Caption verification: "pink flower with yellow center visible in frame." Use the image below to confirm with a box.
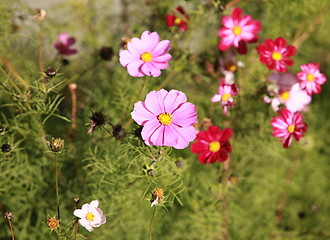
[73,200,106,232]
[270,83,311,112]
[54,32,77,56]
[131,89,198,149]
[257,37,296,72]
[218,7,261,54]
[191,125,233,164]
[211,79,238,115]
[271,108,307,148]
[119,31,172,77]
[297,62,327,95]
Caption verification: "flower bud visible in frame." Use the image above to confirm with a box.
[99,46,114,61]
[45,68,56,78]
[47,137,64,153]
[46,216,60,229]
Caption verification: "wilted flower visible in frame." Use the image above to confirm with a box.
[46,216,60,230]
[211,79,238,115]
[87,111,107,134]
[297,62,327,95]
[1,144,12,153]
[151,188,164,207]
[191,125,233,164]
[73,200,106,232]
[166,6,189,32]
[54,33,77,56]
[131,89,198,149]
[218,7,261,54]
[47,137,64,153]
[119,31,172,77]
[257,37,296,72]
[271,108,307,148]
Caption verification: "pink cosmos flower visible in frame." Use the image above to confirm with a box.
[271,108,307,148]
[297,62,327,95]
[218,7,261,54]
[270,83,311,112]
[166,6,189,32]
[131,89,198,149]
[211,79,238,115]
[119,31,172,77]
[257,37,296,72]
[54,32,77,56]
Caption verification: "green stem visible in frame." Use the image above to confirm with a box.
[54,153,60,220]
[149,207,156,240]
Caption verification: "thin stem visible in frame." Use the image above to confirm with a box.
[8,219,15,240]
[38,22,45,83]
[54,153,60,220]
[74,201,79,240]
[149,207,156,240]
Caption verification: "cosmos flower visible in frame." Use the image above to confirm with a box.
[257,37,296,72]
[270,83,311,112]
[131,89,198,149]
[166,6,189,32]
[297,62,327,95]
[54,33,77,56]
[211,79,238,115]
[218,7,261,54]
[119,31,172,77]
[73,200,106,232]
[271,108,307,148]
[191,125,233,164]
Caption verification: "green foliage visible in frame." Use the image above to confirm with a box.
[0,0,330,239]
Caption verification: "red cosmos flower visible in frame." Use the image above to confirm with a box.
[257,37,296,72]
[218,7,261,54]
[191,126,233,164]
[271,108,307,148]
[166,6,189,32]
[297,62,327,95]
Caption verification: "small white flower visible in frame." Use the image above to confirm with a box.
[151,196,160,207]
[73,200,106,232]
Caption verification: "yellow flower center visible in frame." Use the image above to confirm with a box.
[224,61,237,72]
[307,73,314,82]
[209,141,221,152]
[174,18,182,25]
[272,52,282,61]
[158,113,173,125]
[85,212,95,221]
[222,93,231,101]
[233,26,242,36]
[280,91,290,101]
[141,52,153,62]
[287,124,295,133]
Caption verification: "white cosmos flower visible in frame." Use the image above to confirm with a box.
[73,200,106,232]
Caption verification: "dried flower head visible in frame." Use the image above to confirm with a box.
[151,188,164,207]
[46,216,60,230]
[1,144,12,153]
[4,211,14,220]
[34,8,47,21]
[112,124,126,140]
[74,198,80,204]
[99,46,114,61]
[47,137,64,153]
[87,111,107,134]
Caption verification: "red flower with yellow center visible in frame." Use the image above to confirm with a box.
[166,6,189,32]
[191,126,233,164]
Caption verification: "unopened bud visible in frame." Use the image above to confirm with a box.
[45,68,56,78]
[1,144,12,153]
[47,137,64,153]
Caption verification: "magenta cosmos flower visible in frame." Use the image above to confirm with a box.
[119,31,172,77]
[54,32,77,56]
[131,89,197,149]
[297,62,327,95]
[218,7,261,54]
[191,126,233,164]
[271,108,307,148]
[257,37,296,72]
[211,79,238,115]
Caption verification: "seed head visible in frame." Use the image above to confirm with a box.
[1,144,12,153]
[87,111,107,134]
[4,211,14,220]
[47,137,64,153]
[46,216,60,229]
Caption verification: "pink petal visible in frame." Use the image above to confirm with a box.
[171,125,196,149]
[172,102,197,127]
[119,50,139,66]
[151,40,170,57]
[131,101,157,125]
[151,61,169,70]
[141,119,161,145]
[141,31,160,52]
[152,53,172,62]
[163,125,179,147]
[163,89,187,113]
[145,89,168,115]
[149,124,165,146]
[127,38,145,55]
[127,60,144,77]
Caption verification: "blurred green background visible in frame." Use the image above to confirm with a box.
[0,0,329,239]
